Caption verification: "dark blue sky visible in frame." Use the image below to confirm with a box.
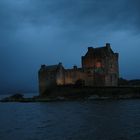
[0,0,140,94]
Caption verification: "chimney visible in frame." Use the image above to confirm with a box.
[58,62,62,66]
[41,64,46,69]
[73,65,77,70]
[88,47,94,52]
[106,43,110,48]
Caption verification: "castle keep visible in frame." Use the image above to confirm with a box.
[38,43,119,96]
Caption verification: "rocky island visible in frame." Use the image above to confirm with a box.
[1,43,140,102]
[1,85,140,102]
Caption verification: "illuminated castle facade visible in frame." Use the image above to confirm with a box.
[38,43,119,96]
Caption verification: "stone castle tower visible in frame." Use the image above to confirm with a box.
[38,43,119,96]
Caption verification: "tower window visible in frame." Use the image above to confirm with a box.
[96,62,101,68]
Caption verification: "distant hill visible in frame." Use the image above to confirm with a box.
[129,79,140,86]
[119,78,140,86]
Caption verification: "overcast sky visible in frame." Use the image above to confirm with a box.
[0,0,140,94]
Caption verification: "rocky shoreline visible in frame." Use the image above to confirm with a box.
[1,86,140,102]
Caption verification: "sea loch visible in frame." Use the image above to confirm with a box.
[0,99,140,140]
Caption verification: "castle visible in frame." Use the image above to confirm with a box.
[38,43,119,96]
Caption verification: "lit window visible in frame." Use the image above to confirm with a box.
[96,62,101,68]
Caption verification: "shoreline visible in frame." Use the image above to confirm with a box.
[1,86,140,102]
[1,96,140,103]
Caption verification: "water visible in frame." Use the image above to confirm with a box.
[0,99,140,140]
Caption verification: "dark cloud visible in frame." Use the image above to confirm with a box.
[0,0,140,94]
[1,0,140,31]
[21,0,140,31]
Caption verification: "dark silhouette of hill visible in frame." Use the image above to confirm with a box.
[119,78,140,86]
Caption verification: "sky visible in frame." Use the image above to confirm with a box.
[0,0,140,94]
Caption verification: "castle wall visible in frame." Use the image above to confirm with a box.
[56,66,65,85]
[38,69,57,95]
[81,44,119,86]
[104,53,119,86]
[38,70,48,96]
[82,56,106,86]
[64,68,86,85]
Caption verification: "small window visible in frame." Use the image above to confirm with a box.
[96,62,101,68]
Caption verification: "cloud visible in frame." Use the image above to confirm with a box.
[18,0,140,32]
[0,0,140,93]
[1,0,140,31]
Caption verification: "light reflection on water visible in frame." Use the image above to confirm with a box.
[0,100,140,140]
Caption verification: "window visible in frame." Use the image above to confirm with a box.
[96,62,101,68]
